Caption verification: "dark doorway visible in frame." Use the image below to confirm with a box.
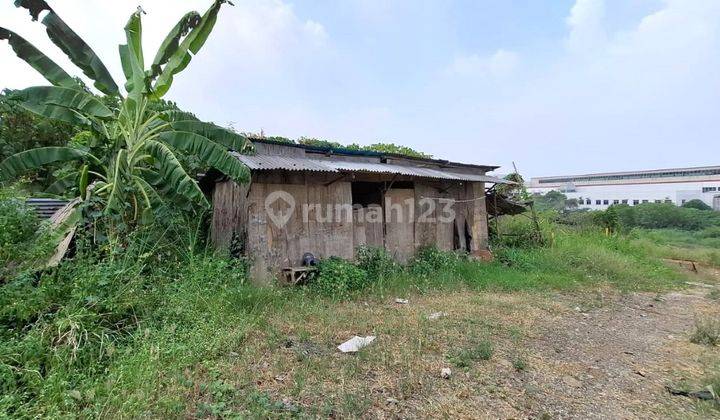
[351,182,383,207]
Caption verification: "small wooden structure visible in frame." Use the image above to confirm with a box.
[207,139,510,284]
[281,266,317,285]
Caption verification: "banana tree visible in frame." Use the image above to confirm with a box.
[0,0,250,225]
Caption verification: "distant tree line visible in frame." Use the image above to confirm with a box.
[533,190,720,232]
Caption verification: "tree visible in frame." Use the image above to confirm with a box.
[0,1,250,228]
[0,89,81,191]
[566,198,579,209]
[593,205,619,233]
[0,89,79,162]
[533,190,572,212]
[682,199,712,211]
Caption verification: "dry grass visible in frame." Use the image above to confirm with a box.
[690,317,720,346]
[169,284,720,418]
[180,290,559,418]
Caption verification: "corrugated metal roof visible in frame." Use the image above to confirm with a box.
[234,154,335,172]
[249,138,500,171]
[233,153,512,184]
[26,198,69,219]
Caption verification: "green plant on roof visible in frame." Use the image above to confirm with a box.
[0,0,251,229]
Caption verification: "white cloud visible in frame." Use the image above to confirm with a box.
[0,0,328,94]
[448,49,519,78]
[565,0,606,54]
[224,0,327,66]
[3,0,720,177]
[430,0,720,175]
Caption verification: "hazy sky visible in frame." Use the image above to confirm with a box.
[2,0,719,177]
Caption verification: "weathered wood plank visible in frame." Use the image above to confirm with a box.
[327,182,354,260]
[414,184,438,250]
[352,208,367,249]
[384,188,415,263]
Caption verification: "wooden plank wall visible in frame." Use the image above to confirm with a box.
[244,181,354,283]
[211,176,490,283]
[211,181,250,250]
[414,184,456,250]
[412,181,488,253]
[384,188,415,263]
[442,181,488,253]
[352,206,384,249]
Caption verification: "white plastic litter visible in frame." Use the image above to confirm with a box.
[428,312,447,320]
[337,336,376,353]
[441,368,452,379]
[395,298,409,304]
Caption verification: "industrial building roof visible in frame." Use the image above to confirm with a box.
[532,165,720,185]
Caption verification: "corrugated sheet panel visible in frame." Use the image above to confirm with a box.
[233,154,512,184]
[234,154,335,172]
[26,198,69,219]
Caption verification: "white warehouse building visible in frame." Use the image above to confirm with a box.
[528,166,720,211]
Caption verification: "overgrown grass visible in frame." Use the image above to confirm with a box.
[629,229,720,266]
[0,205,717,417]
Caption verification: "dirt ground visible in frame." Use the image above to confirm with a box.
[512,284,720,419]
[230,265,720,419]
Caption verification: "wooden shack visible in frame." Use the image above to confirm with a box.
[208,139,509,283]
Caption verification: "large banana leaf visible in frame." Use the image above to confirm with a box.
[133,174,164,207]
[14,0,119,96]
[152,0,228,98]
[119,10,145,100]
[0,147,97,181]
[135,170,194,212]
[45,171,77,194]
[145,140,209,207]
[158,109,199,122]
[19,102,91,126]
[0,27,79,89]
[169,120,250,152]
[12,86,113,118]
[150,12,201,78]
[105,149,129,212]
[158,131,249,183]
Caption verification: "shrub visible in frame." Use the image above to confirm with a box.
[700,226,720,239]
[707,289,720,301]
[594,205,620,232]
[0,197,38,248]
[311,257,369,299]
[630,203,717,231]
[0,211,253,418]
[682,199,713,211]
[355,246,399,279]
[409,246,463,277]
[0,196,56,279]
[512,356,528,371]
[448,340,493,368]
[555,210,597,229]
[690,317,720,346]
[589,203,720,232]
[492,212,548,248]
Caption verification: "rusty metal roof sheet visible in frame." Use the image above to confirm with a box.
[233,153,512,184]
